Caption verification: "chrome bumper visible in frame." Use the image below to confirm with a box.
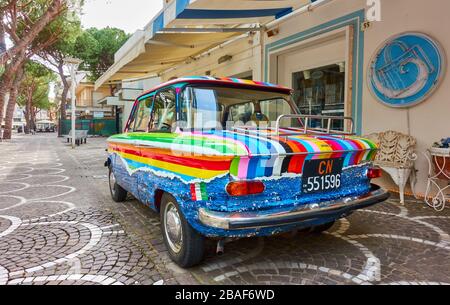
[198,184,390,230]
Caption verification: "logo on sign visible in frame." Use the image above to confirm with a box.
[368,32,445,108]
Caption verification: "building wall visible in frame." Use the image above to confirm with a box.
[160,32,262,82]
[108,0,449,197]
[264,0,450,196]
[362,0,449,196]
[119,77,161,130]
[76,85,110,107]
[76,85,93,107]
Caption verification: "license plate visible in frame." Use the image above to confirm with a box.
[302,158,344,194]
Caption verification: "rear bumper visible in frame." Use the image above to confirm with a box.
[198,184,390,230]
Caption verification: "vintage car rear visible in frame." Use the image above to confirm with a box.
[192,120,389,236]
[106,77,390,267]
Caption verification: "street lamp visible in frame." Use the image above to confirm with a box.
[63,57,82,149]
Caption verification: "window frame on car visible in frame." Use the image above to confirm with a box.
[178,84,301,131]
[148,86,178,133]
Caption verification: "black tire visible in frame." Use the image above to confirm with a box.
[309,221,335,234]
[108,167,127,202]
[160,193,205,267]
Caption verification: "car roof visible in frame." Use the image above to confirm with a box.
[137,76,292,100]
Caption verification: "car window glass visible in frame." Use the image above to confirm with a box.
[227,102,254,124]
[150,88,176,132]
[132,97,152,132]
[192,88,222,130]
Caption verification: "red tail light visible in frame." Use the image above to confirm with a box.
[367,168,382,179]
[226,181,265,196]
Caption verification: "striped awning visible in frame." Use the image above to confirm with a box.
[148,0,311,32]
[95,0,312,89]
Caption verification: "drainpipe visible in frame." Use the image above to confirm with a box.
[265,0,335,30]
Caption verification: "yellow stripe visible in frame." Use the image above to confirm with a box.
[114,150,228,179]
[293,136,334,158]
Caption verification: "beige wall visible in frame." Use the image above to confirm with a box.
[76,85,110,107]
[160,32,262,81]
[138,0,449,198]
[362,0,450,196]
[265,0,450,197]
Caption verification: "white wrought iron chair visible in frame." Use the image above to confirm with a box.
[365,131,418,204]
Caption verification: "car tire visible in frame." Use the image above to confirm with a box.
[309,221,335,234]
[160,193,205,268]
[109,167,127,202]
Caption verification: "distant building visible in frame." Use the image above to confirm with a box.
[74,76,113,119]
[62,73,113,120]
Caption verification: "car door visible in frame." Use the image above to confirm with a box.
[114,95,153,197]
[135,87,177,205]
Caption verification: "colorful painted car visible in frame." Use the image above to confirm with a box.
[106,76,390,267]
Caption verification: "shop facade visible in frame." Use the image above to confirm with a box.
[261,0,449,197]
[97,0,450,198]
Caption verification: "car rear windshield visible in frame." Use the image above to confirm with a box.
[179,86,299,131]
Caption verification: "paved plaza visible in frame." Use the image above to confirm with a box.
[0,133,449,285]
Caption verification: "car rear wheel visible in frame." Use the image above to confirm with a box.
[109,167,127,202]
[309,221,335,234]
[160,193,205,267]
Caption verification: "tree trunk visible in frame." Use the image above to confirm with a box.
[0,69,13,140]
[0,15,12,139]
[0,51,26,139]
[24,97,32,134]
[58,62,68,119]
[60,85,68,119]
[31,107,37,130]
[3,65,25,139]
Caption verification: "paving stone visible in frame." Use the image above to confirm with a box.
[1,134,450,286]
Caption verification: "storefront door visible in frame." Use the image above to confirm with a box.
[276,32,349,131]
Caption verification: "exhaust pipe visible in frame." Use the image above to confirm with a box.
[216,239,225,255]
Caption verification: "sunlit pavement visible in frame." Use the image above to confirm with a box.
[1,133,450,285]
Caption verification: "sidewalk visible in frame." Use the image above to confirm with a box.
[1,134,449,285]
[0,133,193,285]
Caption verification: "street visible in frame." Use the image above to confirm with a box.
[1,133,450,285]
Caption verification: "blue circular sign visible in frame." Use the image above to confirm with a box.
[368,32,445,108]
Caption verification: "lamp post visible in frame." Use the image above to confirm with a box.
[63,57,82,149]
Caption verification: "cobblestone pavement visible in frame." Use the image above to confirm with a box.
[1,134,450,285]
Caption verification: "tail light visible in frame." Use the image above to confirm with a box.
[367,168,382,179]
[226,181,265,196]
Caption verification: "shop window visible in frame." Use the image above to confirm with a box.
[292,63,345,131]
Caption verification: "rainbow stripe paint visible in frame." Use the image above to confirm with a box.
[150,76,291,93]
[107,128,377,183]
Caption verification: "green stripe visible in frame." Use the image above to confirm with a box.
[110,132,247,155]
[200,183,207,200]
[230,157,240,176]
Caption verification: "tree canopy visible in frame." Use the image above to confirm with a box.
[18,61,56,111]
[74,27,129,81]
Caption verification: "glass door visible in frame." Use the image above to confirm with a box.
[292,63,346,131]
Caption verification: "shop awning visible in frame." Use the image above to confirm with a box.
[95,0,311,89]
[95,31,241,89]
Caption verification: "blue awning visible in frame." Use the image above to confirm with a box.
[146,0,312,38]
[95,0,314,88]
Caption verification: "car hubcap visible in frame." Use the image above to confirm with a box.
[109,171,116,195]
[164,202,183,253]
